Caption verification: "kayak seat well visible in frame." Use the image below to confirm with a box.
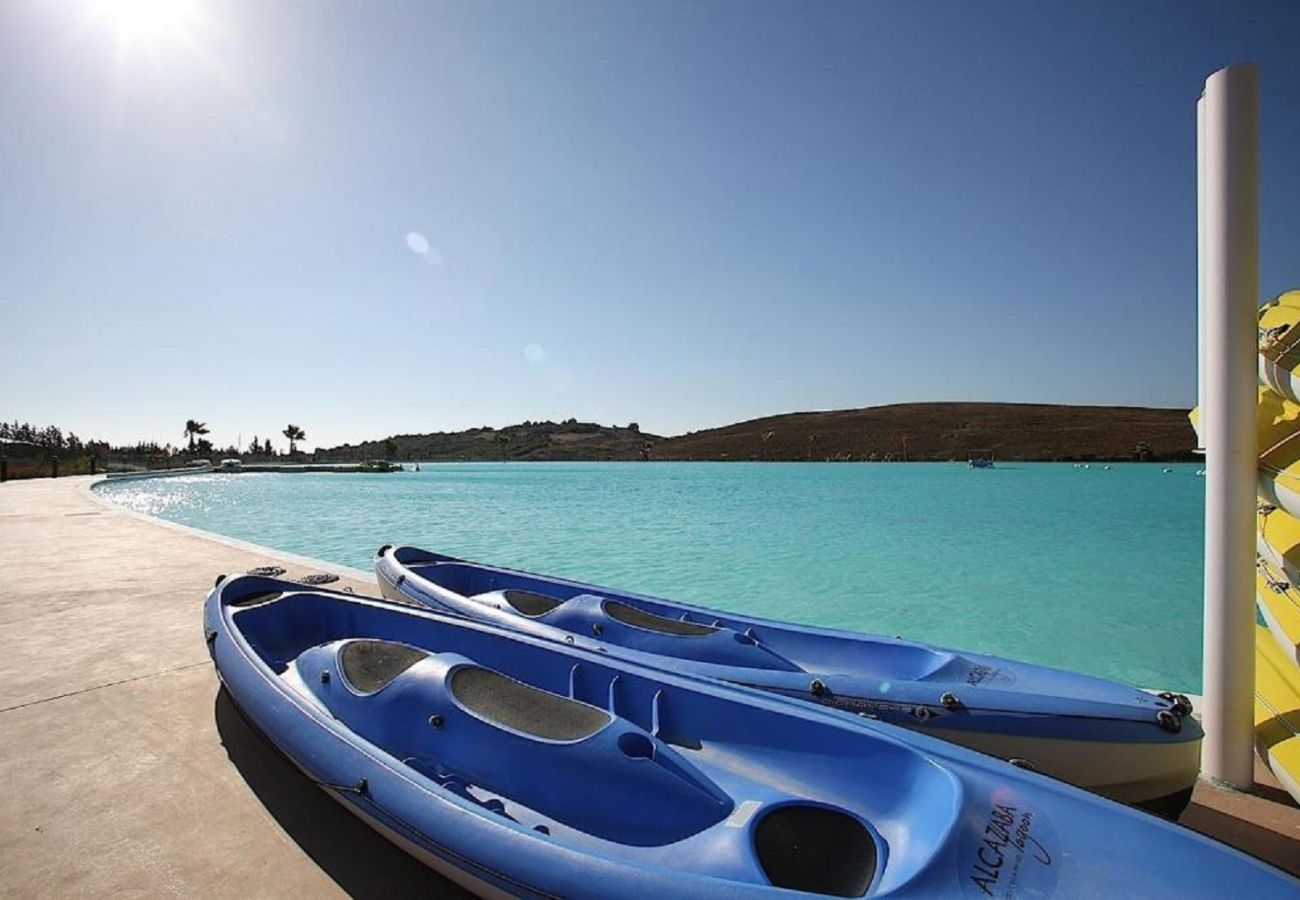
[605,601,718,636]
[292,639,735,846]
[755,805,876,898]
[523,595,803,672]
[409,561,583,604]
[502,589,563,617]
[341,640,428,693]
[450,665,611,741]
[392,546,447,568]
[334,643,614,744]
[228,590,284,607]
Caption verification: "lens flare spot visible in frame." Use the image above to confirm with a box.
[405,232,430,255]
[524,343,546,364]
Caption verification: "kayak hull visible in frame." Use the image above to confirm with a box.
[1253,388,1300,519]
[375,547,1202,814]
[911,725,1199,816]
[1255,564,1300,667]
[1254,508,1300,663]
[1255,626,1300,808]
[219,683,516,899]
[207,575,1297,898]
[1258,290,1300,404]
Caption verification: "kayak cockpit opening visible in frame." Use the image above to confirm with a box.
[228,590,284,608]
[409,560,585,604]
[336,640,618,745]
[340,640,428,693]
[390,546,448,569]
[502,589,564,617]
[754,805,877,898]
[450,665,611,741]
[604,601,718,636]
[285,636,734,846]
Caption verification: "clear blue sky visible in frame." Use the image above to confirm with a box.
[2,1,1298,451]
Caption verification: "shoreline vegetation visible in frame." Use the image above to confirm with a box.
[2,402,1197,480]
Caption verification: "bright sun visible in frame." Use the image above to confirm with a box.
[86,0,201,46]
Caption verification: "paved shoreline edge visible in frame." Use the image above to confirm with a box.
[83,475,376,585]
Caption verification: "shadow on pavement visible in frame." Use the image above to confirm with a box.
[214,687,472,898]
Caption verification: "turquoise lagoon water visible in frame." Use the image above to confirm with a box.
[98,462,1207,692]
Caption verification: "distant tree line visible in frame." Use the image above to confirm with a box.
[1,420,145,480]
[0,417,313,480]
[315,419,653,463]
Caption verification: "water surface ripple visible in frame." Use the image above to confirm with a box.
[99,462,1206,691]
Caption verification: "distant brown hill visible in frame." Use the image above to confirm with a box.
[651,403,1196,462]
[316,419,658,462]
[315,403,1196,463]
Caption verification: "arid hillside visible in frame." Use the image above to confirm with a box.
[313,403,1195,463]
[651,403,1196,462]
[316,420,657,462]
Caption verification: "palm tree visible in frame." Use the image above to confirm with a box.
[183,419,209,453]
[760,429,775,461]
[807,433,819,461]
[282,424,306,456]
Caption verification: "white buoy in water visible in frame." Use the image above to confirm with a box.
[1163,467,1173,473]
[1103,465,1112,470]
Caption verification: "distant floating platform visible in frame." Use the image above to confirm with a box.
[103,462,405,481]
[231,463,403,474]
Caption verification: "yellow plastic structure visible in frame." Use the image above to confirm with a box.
[1255,625,1300,805]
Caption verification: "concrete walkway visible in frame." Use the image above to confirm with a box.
[0,476,1296,896]
[0,476,467,898]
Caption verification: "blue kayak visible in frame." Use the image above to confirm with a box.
[205,574,1293,898]
[376,546,1202,816]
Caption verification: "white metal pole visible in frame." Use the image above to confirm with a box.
[1197,96,1207,441]
[1200,63,1259,790]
